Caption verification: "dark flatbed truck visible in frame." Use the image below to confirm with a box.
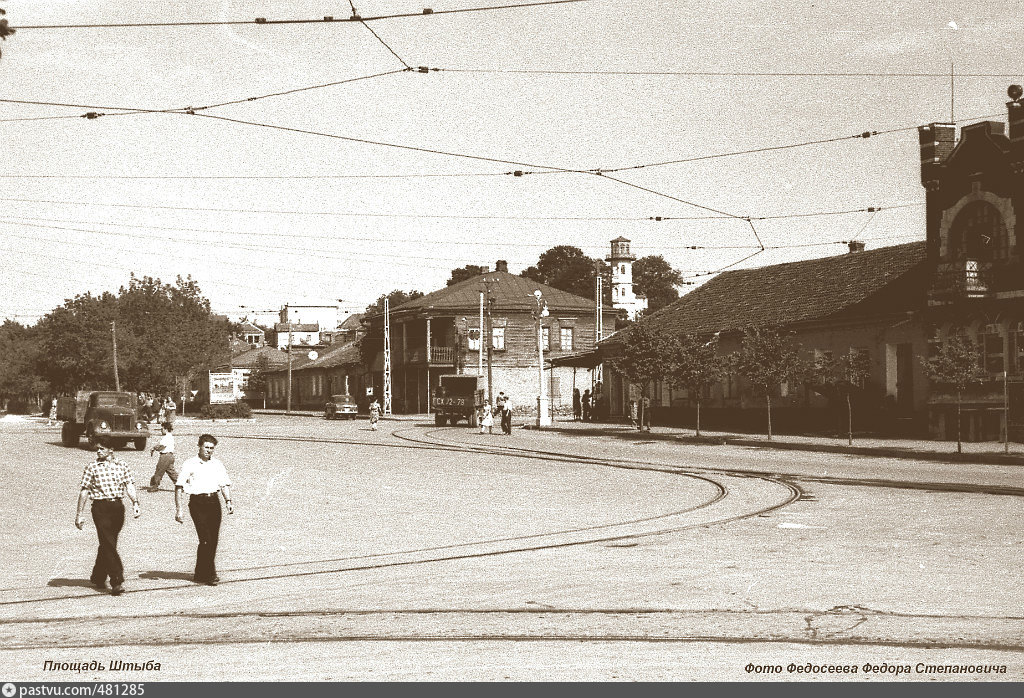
[57,390,149,450]
[431,375,486,427]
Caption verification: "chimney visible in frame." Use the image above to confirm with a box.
[848,241,866,254]
[919,123,956,165]
[495,260,508,273]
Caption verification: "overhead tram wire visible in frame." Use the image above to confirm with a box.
[12,0,590,29]
[0,68,410,118]
[2,212,920,252]
[438,68,1024,78]
[0,197,915,225]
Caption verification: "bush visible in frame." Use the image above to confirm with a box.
[199,401,253,420]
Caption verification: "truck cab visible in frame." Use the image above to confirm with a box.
[431,375,486,427]
[58,391,149,450]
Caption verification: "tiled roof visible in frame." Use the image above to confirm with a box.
[237,321,264,334]
[274,322,319,332]
[338,313,365,330]
[294,341,361,371]
[616,242,927,339]
[222,345,290,370]
[383,270,600,317]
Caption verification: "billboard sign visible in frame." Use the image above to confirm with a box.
[209,372,241,404]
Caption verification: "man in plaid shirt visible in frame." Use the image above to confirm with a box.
[75,439,141,596]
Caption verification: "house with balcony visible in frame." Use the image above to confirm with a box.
[362,261,620,414]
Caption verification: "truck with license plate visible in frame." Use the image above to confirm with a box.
[57,391,149,450]
[431,374,486,427]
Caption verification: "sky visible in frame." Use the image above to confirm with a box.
[1,0,1022,327]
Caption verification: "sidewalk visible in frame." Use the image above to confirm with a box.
[528,417,1024,466]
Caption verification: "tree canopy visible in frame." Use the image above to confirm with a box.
[35,275,231,393]
[446,265,488,287]
[520,245,610,302]
[365,289,424,315]
[633,255,683,313]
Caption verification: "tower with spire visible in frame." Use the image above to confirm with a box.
[606,237,647,319]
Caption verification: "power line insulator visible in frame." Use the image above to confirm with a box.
[323,16,334,21]
[82,112,100,119]
[351,13,362,20]
[513,170,524,177]
[861,131,871,138]
[867,206,878,212]
[254,17,267,23]
[423,8,434,14]
[417,66,430,73]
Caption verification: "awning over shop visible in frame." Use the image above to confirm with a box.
[548,348,604,369]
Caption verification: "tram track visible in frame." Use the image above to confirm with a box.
[6,422,1017,658]
[3,423,798,611]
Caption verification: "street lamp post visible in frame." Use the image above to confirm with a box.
[533,290,551,427]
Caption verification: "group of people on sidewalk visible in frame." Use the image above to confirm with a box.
[571,385,609,423]
[478,391,514,435]
[74,431,233,596]
[138,393,177,424]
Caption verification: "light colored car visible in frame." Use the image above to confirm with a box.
[325,394,358,420]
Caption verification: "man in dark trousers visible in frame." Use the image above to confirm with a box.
[75,440,141,596]
[175,434,233,586]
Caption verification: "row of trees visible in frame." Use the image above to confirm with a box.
[0,275,232,410]
[610,324,987,449]
[447,247,684,314]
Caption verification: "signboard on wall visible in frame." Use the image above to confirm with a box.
[209,372,241,404]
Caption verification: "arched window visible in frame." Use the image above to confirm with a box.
[949,201,1008,261]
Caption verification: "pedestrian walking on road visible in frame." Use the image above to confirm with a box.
[581,389,592,422]
[48,397,58,426]
[629,399,638,430]
[572,389,581,422]
[641,395,652,432]
[480,403,494,434]
[148,422,178,491]
[175,434,233,586]
[369,399,382,431]
[163,397,176,425]
[501,393,513,435]
[75,439,141,596]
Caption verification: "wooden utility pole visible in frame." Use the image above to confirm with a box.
[483,278,496,409]
[111,321,121,391]
[286,323,293,413]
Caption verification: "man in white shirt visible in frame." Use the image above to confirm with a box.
[148,422,178,491]
[175,434,233,586]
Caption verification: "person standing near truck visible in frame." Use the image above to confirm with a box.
[75,440,141,596]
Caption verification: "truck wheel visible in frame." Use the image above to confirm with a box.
[61,423,79,447]
[134,438,147,451]
[434,414,446,426]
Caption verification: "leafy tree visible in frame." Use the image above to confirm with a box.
[0,4,14,59]
[666,333,725,436]
[730,326,809,441]
[633,255,682,313]
[521,246,611,302]
[447,264,488,287]
[813,350,871,446]
[365,289,423,315]
[0,320,48,411]
[246,354,271,408]
[609,323,673,429]
[35,275,230,394]
[922,334,986,454]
